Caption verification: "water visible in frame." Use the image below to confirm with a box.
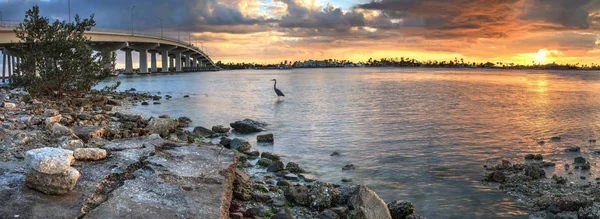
[97,68,600,218]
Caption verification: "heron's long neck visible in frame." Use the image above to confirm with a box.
[273,81,277,89]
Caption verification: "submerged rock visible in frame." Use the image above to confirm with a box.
[286,162,304,173]
[267,161,285,172]
[388,200,415,219]
[565,146,581,152]
[192,126,215,137]
[261,152,280,161]
[257,133,274,142]
[230,138,252,152]
[575,156,587,164]
[230,119,266,133]
[212,125,230,133]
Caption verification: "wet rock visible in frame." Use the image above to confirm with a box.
[25,167,80,195]
[267,161,285,172]
[230,138,252,152]
[309,182,340,210]
[330,151,340,156]
[342,164,356,170]
[73,126,104,143]
[346,185,392,219]
[258,158,273,167]
[320,209,340,219]
[330,206,348,218]
[271,209,296,219]
[192,126,215,138]
[257,133,274,142]
[285,184,309,206]
[212,125,230,133]
[244,150,260,157]
[550,136,561,141]
[538,141,545,145]
[233,169,252,201]
[524,165,546,180]
[230,212,244,219]
[50,123,74,137]
[582,162,592,170]
[261,152,281,161]
[566,146,581,152]
[277,179,291,186]
[230,119,266,134]
[73,148,107,161]
[26,148,74,175]
[575,156,587,164]
[286,162,304,173]
[276,170,291,177]
[535,195,593,212]
[541,162,556,168]
[341,178,352,183]
[300,174,317,182]
[145,117,178,137]
[388,200,415,219]
[219,137,231,148]
[533,154,543,160]
[177,116,192,127]
[284,173,299,181]
[578,202,600,219]
[252,192,272,203]
[183,95,190,98]
[141,102,149,105]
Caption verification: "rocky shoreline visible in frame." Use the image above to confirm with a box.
[0,87,424,219]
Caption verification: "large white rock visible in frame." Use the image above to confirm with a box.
[25,148,74,175]
[25,167,80,195]
[2,102,17,109]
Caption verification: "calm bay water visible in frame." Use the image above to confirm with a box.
[97,68,600,218]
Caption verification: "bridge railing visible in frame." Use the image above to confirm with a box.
[0,20,212,60]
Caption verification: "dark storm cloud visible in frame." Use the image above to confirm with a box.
[520,0,594,29]
[0,0,277,33]
[278,1,366,30]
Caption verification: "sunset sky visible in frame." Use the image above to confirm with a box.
[2,0,600,66]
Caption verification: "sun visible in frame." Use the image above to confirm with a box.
[535,49,548,63]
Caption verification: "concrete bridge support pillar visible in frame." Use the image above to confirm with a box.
[138,50,148,73]
[123,49,133,74]
[2,54,5,82]
[169,57,174,69]
[175,52,182,72]
[183,54,189,68]
[199,60,204,67]
[161,51,169,73]
[150,51,157,73]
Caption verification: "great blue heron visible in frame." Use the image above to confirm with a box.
[271,79,285,99]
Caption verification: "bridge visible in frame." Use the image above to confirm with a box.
[0,21,219,78]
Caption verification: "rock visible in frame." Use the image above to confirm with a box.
[45,115,63,126]
[299,174,317,182]
[267,161,285,172]
[535,195,593,212]
[252,192,272,203]
[73,148,107,161]
[230,212,244,219]
[25,148,74,175]
[141,101,149,105]
[212,125,230,133]
[533,154,543,160]
[183,95,190,98]
[541,161,556,168]
[247,206,269,217]
[177,116,192,127]
[258,158,273,167]
[582,162,592,170]
[342,178,352,183]
[575,156,587,164]
[285,184,309,206]
[145,118,178,137]
[60,139,84,150]
[271,209,296,219]
[342,164,356,170]
[320,209,340,219]
[551,136,561,141]
[566,146,581,152]
[330,206,348,218]
[524,154,535,160]
[153,102,161,105]
[388,200,415,219]
[347,185,392,219]
[330,151,340,156]
[552,175,567,184]
[277,179,291,186]
[308,182,340,210]
[230,119,266,133]
[192,126,215,137]
[285,162,303,173]
[50,123,74,137]
[220,137,231,148]
[524,165,546,180]
[257,133,274,142]
[261,152,281,161]
[2,102,16,109]
[233,169,252,201]
[276,170,291,177]
[43,108,60,117]
[230,138,252,152]
[244,150,260,157]
[25,167,80,195]
[72,126,104,143]
[284,173,299,181]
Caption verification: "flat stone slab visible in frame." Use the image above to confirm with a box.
[0,139,238,219]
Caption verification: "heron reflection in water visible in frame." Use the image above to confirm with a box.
[270,79,285,101]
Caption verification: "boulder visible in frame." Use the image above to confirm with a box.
[285,184,309,206]
[230,119,266,133]
[267,161,285,172]
[320,209,340,219]
[60,139,85,150]
[230,138,252,152]
[575,156,587,164]
[271,209,296,219]
[192,126,215,137]
[212,125,230,133]
[299,173,317,182]
[486,171,506,183]
[72,126,104,143]
[25,147,74,175]
[347,185,392,219]
[261,152,281,161]
[308,182,340,210]
[73,148,107,161]
[233,169,252,201]
[219,137,232,148]
[388,200,415,219]
[50,123,74,137]
[25,167,80,195]
[258,158,273,167]
[177,116,193,127]
[565,147,581,152]
[524,165,546,180]
[145,117,179,137]
[257,133,274,142]
[286,162,304,173]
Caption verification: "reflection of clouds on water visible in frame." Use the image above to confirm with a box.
[95,68,600,218]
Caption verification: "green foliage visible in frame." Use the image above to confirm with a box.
[100,81,121,92]
[11,6,115,96]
